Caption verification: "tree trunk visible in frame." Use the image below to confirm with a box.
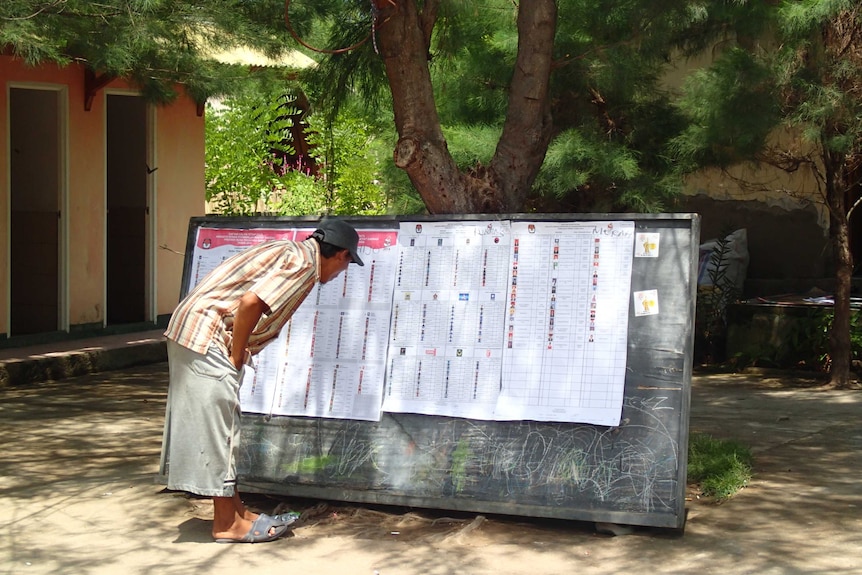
[488,0,556,211]
[826,151,853,388]
[373,0,556,214]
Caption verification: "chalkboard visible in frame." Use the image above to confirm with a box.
[180,214,699,529]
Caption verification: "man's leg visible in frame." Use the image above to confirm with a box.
[233,491,258,521]
[163,342,281,541]
[212,496,251,540]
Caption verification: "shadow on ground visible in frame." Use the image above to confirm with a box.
[2,364,861,575]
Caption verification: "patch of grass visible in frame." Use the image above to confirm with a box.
[688,432,753,501]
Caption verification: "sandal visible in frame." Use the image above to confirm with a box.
[214,514,290,544]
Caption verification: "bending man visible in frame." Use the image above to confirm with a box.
[160,218,364,543]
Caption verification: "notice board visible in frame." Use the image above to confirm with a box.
[179,214,700,529]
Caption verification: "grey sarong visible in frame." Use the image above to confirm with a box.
[160,340,244,497]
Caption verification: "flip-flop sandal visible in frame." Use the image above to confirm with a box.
[214,514,289,544]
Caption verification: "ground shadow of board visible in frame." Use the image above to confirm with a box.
[188,214,699,531]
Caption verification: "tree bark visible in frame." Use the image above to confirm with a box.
[489,0,556,211]
[826,149,853,388]
[373,0,556,214]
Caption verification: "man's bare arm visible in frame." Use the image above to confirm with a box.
[229,291,269,369]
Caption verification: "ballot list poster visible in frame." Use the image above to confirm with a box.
[189,227,297,288]
[382,221,511,419]
[187,219,635,425]
[263,229,398,420]
[496,221,634,425]
[185,226,398,421]
[240,228,399,421]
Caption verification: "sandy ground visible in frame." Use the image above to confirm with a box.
[2,363,861,575]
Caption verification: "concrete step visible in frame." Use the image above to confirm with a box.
[0,330,166,387]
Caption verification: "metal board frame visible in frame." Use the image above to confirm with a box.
[179,213,700,530]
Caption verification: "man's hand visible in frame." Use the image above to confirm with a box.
[229,348,248,371]
[229,292,269,369]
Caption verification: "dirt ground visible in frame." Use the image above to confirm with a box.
[2,363,861,575]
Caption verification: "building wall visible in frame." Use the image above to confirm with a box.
[0,55,204,339]
[155,98,206,314]
[677,147,831,297]
[663,48,832,297]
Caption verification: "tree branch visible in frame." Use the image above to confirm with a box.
[418,0,439,52]
[2,0,67,20]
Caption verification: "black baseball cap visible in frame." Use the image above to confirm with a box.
[312,219,364,266]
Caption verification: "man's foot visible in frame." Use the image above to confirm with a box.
[214,515,289,544]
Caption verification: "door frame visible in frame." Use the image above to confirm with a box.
[5,82,70,335]
[102,90,156,325]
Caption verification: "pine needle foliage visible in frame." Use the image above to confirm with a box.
[442,0,732,211]
[669,0,862,387]
[670,48,780,172]
[440,125,500,170]
[0,0,307,103]
[294,0,744,213]
[300,2,388,126]
[671,0,862,174]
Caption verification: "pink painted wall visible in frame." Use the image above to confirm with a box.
[1,55,205,336]
[155,97,206,313]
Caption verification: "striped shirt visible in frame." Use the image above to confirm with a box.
[164,239,320,356]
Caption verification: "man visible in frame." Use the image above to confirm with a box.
[160,218,364,543]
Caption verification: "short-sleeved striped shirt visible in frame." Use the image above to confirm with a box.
[164,238,320,356]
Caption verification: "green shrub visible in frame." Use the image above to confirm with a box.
[731,308,862,371]
[205,88,393,217]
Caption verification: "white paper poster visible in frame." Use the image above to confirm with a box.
[240,228,399,421]
[189,227,297,289]
[496,221,634,425]
[188,220,636,426]
[187,226,397,421]
[382,221,510,419]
